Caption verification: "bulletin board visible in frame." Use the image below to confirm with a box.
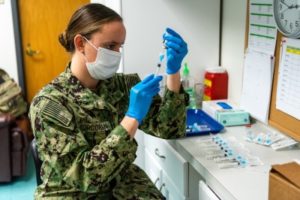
[268,33,300,141]
[245,0,300,141]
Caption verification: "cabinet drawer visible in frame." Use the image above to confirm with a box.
[161,170,186,200]
[199,181,220,200]
[144,134,188,196]
[145,148,162,190]
[133,130,145,169]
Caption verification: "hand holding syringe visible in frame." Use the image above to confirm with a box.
[155,27,188,76]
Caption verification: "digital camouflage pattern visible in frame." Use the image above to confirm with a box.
[0,68,27,117]
[29,64,188,199]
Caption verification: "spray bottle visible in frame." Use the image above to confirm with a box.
[182,63,196,108]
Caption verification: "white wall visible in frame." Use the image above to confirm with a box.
[122,0,220,84]
[1,0,247,104]
[221,0,247,104]
[91,0,120,14]
[0,1,19,83]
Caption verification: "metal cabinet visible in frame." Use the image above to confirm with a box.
[143,134,188,199]
[134,132,188,199]
[161,169,186,200]
[135,132,222,200]
[199,181,220,200]
[145,147,187,200]
[144,148,162,190]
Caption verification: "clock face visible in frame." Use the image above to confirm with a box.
[273,0,300,38]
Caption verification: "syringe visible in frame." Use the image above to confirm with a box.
[155,42,166,76]
[155,52,165,76]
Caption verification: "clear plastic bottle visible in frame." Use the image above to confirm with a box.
[182,63,196,109]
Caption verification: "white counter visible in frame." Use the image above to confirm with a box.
[172,124,300,200]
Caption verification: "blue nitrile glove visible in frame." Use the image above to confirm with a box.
[126,74,163,124]
[163,28,188,74]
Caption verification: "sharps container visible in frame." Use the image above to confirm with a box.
[203,67,228,100]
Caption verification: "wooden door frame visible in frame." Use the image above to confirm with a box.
[11,0,26,97]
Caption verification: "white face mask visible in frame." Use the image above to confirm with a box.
[84,37,121,80]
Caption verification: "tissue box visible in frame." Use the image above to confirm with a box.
[269,162,300,200]
[202,100,250,126]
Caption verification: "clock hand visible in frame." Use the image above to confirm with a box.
[293,4,300,9]
[286,4,300,10]
[281,7,290,13]
[279,1,294,13]
[280,0,292,9]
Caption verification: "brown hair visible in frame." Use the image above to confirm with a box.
[58,3,122,53]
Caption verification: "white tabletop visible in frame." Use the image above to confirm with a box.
[173,124,300,200]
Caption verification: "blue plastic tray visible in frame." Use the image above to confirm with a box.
[186,109,224,137]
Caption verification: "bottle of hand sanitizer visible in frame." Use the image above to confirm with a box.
[182,63,196,109]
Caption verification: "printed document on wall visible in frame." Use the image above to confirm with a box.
[241,50,274,123]
[276,38,300,120]
[248,0,277,55]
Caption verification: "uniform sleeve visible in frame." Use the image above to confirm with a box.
[140,85,189,139]
[29,97,137,192]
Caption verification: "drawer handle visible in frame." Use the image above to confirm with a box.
[154,177,160,186]
[159,183,166,191]
[155,148,166,159]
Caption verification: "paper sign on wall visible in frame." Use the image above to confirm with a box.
[241,49,274,123]
[276,38,300,120]
[248,0,277,55]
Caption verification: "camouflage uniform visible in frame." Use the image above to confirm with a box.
[29,64,188,200]
[0,68,27,117]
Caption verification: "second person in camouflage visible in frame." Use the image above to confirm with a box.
[29,3,188,200]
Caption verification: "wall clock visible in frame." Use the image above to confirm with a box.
[273,0,300,38]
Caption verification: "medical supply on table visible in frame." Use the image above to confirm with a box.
[182,63,196,108]
[203,67,228,100]
[202,100,250,126]
[271,137,298,151]
[244,125,299,150]
[186,109,224,137]
[197,135,263,169]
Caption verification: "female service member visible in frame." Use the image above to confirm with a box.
[29,3,188,200]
